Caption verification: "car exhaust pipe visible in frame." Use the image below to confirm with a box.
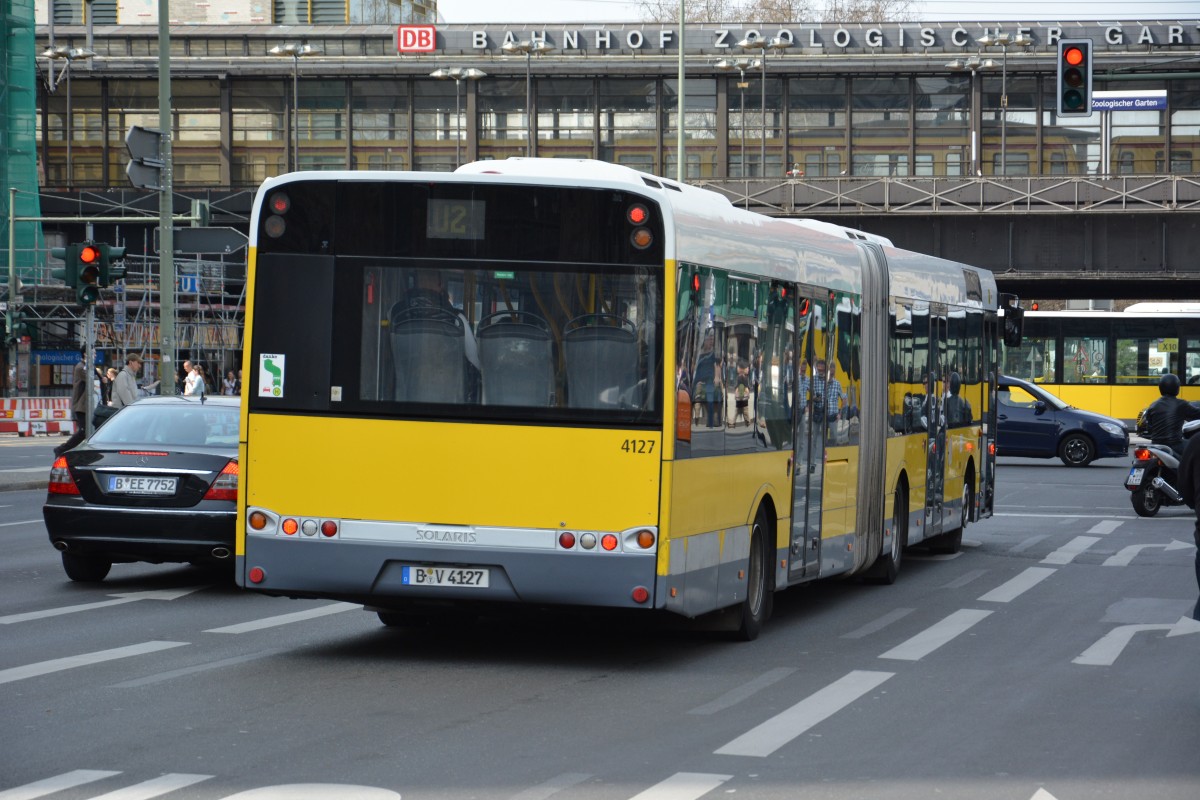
[211,547,231,560]
[1151,476,1183,504]
[53,540,68,552]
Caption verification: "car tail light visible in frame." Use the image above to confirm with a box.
[203,459,239,501]
[48,456,80,495]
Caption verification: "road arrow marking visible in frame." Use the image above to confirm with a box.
[1031,790,1059,800]
[0,641,188,685]
[1073,617,1200,666]
[627,773,733,800]
[0,586,207,625]
[1103,539,1195,567]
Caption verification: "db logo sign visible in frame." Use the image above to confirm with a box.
[397,25,437,53]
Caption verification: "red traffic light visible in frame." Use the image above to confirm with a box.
[1063,46,1085,67]
[79,244,101,264]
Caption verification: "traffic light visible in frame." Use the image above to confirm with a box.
[9,312,32,341]
[76,242,102,306]
[99,243,127,285]
[1057,39,1093,117]
[50,244,79,287]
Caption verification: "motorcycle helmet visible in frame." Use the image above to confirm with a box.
[1159,373,1181,397]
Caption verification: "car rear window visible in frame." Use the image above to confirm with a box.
[90,404,240,447]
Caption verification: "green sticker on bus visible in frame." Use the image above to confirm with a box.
[493,271,515,280]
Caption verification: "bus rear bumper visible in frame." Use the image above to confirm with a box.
[239,536,659,610]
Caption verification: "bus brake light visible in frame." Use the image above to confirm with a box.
[281,518,299,535]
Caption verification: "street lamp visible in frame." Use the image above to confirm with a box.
[501,40,553,156]
[41,45,95,189]
[738,34,791,174]
[269,43,321,172]
[715,58,760,178]
[430,67,487,169]
[946,56,998,176]
[977,32,1032,176]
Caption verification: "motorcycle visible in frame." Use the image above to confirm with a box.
[1125,417,1200,517]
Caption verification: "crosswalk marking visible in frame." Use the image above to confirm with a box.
[0,641,188,686]
[204,602,360,634]
[0,770,120,800]
[90,774,212,800]
[714,670,894,757]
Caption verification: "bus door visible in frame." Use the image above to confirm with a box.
[789,291,824,581]
[924,305,949,537]
[980,312,1000,517]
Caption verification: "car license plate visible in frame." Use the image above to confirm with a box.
[1126,467,1144,487]
[108,475,178,495]
[402,566,489,588]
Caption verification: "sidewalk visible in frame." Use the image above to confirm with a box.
[0,431,58,492]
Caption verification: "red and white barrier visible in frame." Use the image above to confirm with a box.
[0,398,76,436]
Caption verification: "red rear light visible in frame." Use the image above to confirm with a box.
[627,204,648,225]
[48,456,79,495]
[559,531,576,549]
[203,460,239,501]
[631,586,650,604]
[1133,447,1154,461]
[119,451,168,456]
[601,533,619,551]
[248,566,266,584]
[281,518,299,535]
[320,520,338,537]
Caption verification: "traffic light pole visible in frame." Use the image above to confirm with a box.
[84,305,95,439]
[157,0,177,396]
[6,189,15,394]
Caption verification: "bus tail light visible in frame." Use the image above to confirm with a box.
[281,518,299,535]
[601,534,619,551]
[321,520,338,537]
[248,566,266,584]
[248,510,269,530]
[630,228,653,249]
[203,459,239,501]
[48,456,79,495]
[558,531,576,549]
[631,586,650,604]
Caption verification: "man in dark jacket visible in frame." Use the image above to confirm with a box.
[1141,374,1200,458]
[53,348,90,457]
[1176,427,1200,621]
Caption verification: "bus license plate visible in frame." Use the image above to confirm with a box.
[108,476,178,495]
[1126,467,1144,487]
[402,566,489,588]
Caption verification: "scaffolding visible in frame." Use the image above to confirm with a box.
[1,0,45,273]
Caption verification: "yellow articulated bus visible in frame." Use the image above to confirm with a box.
[236,159,1019,639]
[1002,306,1200,423]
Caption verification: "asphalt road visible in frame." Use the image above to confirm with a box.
[1,437,1198,800]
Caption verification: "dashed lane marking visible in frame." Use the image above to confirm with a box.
[626,773,732,800]
[203,602,360,634]
[977,567,1057,603]
[0,770,120,800]
[878,609,993,661]
[0,641,188,685]
[1041,536,1101,565]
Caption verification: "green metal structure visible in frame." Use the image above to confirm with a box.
[2,0,45,278]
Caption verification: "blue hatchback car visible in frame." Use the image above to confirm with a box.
[996,375,1130,467]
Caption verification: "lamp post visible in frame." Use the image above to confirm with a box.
[715,57,760,178]
[269,43,321,172]
[41,45,95,188]
[977,32,1032,176]
[946,56,998,176]
[737,34,791,174]
[430,68,487,168]
[501,40,553,156]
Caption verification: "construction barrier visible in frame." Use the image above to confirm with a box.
[0,398,75,436]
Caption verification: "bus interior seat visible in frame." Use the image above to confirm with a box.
[563,314,638,409]
[477,311,554,406]
[389,304,467,403]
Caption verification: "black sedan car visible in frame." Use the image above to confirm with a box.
[996,375,1129,467]
[43,395,240,582]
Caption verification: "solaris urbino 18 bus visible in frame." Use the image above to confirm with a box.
[236,159,1022,640]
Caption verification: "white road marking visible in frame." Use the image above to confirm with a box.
[994,512,1134,519]
[508,773,593,800]
[879,609,993,661]
[110,649,284,688]
[0,518,42,528]
[222,784,401,799]
[906,551,963,561]
[977,567,1057,603]
[1041,536,1101,565]
[841,608,915,640]
[1102,540,1194,567]
[1073,623,1178,666]
[90,774,213,800]
[0,641,188,685]
[688,667,796,715]
[1008,535,1047,554]
[1087,520,1122,535]
[941,569,988,589]
[627,773,732,800]
[204,602,361,634]
[713,670,894,757]
[0,587,207,625]
[0,770,120,800]
[1031,790,1059,800]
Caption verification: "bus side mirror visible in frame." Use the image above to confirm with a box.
[1003,304,1024,348]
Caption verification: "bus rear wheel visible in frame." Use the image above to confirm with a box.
[868,485,907,585]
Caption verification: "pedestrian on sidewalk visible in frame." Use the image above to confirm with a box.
[111,354,143,410]
[54,348,90,457]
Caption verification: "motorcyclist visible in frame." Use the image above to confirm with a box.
[1140,373,1200,458]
